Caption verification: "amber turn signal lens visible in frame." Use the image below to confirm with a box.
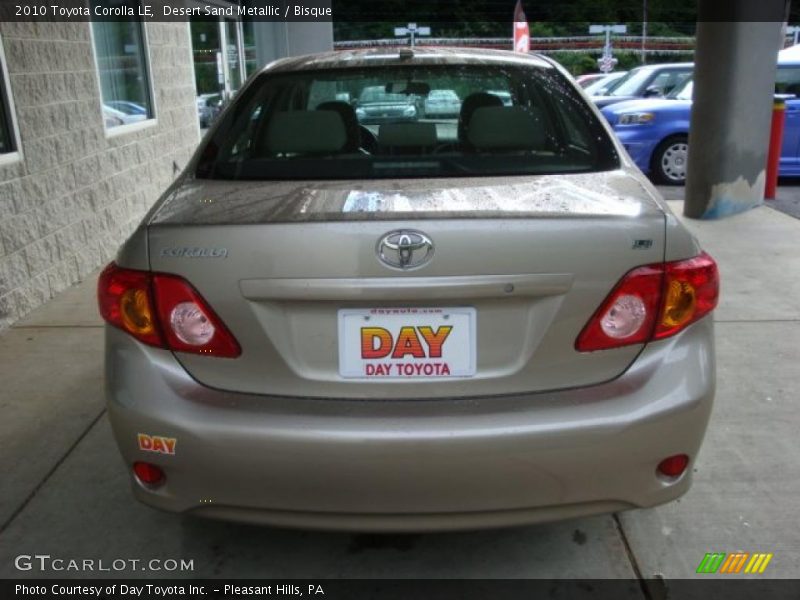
[654,251,718,340]
[661,279,697,329]
[120,288,156,336]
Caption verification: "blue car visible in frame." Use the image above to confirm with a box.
[592,63,693,108]
[601,79,693,184]
[602,59,800,184]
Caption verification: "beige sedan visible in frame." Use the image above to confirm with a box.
[98,48,719,531]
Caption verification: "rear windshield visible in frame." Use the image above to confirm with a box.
[359,86,409,103]
[196,63,619,180]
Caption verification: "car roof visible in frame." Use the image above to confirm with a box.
[778,44,800,63]
[260,47,555,75]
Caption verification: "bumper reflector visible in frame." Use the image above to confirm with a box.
[133,461,165,486]
[657,454,690,478]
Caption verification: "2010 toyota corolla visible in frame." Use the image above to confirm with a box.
[98,48,719,532]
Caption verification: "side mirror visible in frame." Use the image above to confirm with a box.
[643,86,663,98]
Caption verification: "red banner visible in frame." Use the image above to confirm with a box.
[513,0,530,53]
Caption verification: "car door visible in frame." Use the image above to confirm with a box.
[775,65,800,175]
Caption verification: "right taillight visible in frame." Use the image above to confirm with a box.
[98,263,241,358]
[576,251,719,352]
[654,252,719,339]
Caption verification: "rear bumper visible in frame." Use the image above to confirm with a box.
[106,318,715,532]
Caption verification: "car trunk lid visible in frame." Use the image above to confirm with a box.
[147,170,666,399]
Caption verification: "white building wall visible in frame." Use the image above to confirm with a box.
[0,22,200,329]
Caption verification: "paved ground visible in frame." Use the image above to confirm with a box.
[0,190,798,584]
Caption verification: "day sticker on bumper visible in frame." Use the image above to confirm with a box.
[137,433,177,455]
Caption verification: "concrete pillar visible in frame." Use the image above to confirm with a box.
[684,10,786,219]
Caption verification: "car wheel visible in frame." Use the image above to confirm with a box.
[652,135,689,185]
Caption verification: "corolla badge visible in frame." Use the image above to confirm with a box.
[160,247,228,258]
[376,230,434,270]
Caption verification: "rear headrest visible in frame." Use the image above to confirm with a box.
[378,122,437,148]
[316,101,360,152]
[458,92,504,142]
[467,106,545,151]
[264,110,346,155]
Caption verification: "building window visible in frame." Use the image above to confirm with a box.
[91,2,154,129]
[0,38,17,154]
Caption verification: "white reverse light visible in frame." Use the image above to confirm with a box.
[170,302,215,346]
[600,294,647,339]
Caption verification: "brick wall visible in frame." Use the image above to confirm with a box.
[0,21,200,330]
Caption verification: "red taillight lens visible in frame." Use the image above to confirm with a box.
[152,274,241,358]
[98,263,240,358]
[576,252,719,352]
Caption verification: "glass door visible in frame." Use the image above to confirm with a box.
[190,7,247,129]
[223,18,246,97]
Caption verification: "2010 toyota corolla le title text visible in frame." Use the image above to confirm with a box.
[98,48,718,532]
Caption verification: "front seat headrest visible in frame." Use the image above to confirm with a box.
[263,110,347,155]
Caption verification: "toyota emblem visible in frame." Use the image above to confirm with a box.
[376,230,435,270]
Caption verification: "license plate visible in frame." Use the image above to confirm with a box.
[338,307,476,379]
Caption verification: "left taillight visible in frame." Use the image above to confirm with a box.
[576,251,719,352]
[98,263,241,358]
[98,263,163,347]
